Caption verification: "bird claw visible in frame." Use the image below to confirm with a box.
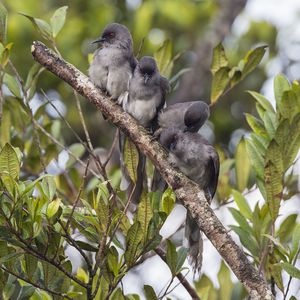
[151,128,162,141]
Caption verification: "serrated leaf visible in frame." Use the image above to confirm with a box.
[166,240,177,276]
[0,143,20,179]
[50,6,68,38]
[3,73,21,98]
[125,221,143,266]
[280,263,300,279]
[137,193,153,245]
[274,74,290,106]
[231,190,252,221]
[235,138,250,191]
[46,198,61,218]
[0,2,7,44]
[144,285,158,300]
[210,67,230,103]
[124,138,139,183]
[242,45,267,76]
[161,187,175,215]
[247,90,275,113]
[217,261,233,300]
[20,13,52,40]
[211,43,228,75]
[264,140,284,222]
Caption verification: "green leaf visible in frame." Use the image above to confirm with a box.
[154,39,172,77]
[166,240,177,276]
[247,91,275,113]
[264,140,284,222]
[0,251,23,264]
[125,221,143,266]
[124,138,139,183]
[235,138,250,192]
[229,208,253,235]
[50,6,68,38]
[274,74,290,105]
[137,193,153,245]
[144,285,158,300]
[77,267,89,284]
[278,90,298,121]
[20,13,52,40]
[75,240,98,252]
[3,73,21,98]
[231,190,252,221]
[291,224,300,260]
[217,261,233,300]
[0,143,20,179]
[277,214,297,243]
[245,138,264,179]
[24,254,38,279]
[0,107,11,146]
[176,247,188,273]
[46,198,61,218]
[245,113,267,137]
[230,225,258,256]
[41,176,56,201]
[280,262,300,279]
[270,264,284,292]
[242,45,267,77]
[211,43,228,75]
[263,111,277,139]
[0,2,7,44]
[161,187,175,215]
[210,67,230,103]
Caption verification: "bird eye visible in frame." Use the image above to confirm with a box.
[109,32,115,37]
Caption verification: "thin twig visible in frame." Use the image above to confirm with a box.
[0,266,73,300]
[102,128,118,168]
[155,247,200,300]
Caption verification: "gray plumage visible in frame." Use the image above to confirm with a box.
[122,56,170,130]
[119,57,169,204]
[160,128,219,272]
[152,101,210,192]
[89,23,137,100]
[158,101,210,133]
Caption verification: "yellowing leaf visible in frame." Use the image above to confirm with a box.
[77,267,89,284]
[46,198,61,218]
[124,138,139,183]
[0,143,20,179]
[161,187,175,215]
[210,67,230,103]
[235,138,250,192]
[211,43,228,75]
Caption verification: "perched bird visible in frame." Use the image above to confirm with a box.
[159,127,219,272]
[122,56,170,130]
[89,23,137,100]
[152,101,210,191]
[158,101,210,133]
[119,56,169,204]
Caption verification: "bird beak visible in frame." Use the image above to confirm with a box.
[144,73,150,84]
[92,37,106,44]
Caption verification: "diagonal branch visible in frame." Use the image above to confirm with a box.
[31,41,273,300]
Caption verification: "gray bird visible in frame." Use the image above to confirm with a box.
[122,56,170,130]
[119,56,169,204]
[159,127,220,273]
[152,101,210,191]
[158,101,210,133]
[89,23,137,100]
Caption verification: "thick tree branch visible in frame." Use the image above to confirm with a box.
[31,41,273,300]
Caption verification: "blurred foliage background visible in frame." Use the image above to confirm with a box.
[3,0,290,151]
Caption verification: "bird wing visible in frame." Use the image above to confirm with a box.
[207,150,220,201]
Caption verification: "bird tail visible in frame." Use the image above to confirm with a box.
[151,168,167,192]
[185,210,203,273]
[119,131,146,204]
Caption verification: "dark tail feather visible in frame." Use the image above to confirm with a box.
[185,211,203,273]
[151,168,167,192]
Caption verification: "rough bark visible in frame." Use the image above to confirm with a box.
[31,41,273,300]
[172,0,247,103]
